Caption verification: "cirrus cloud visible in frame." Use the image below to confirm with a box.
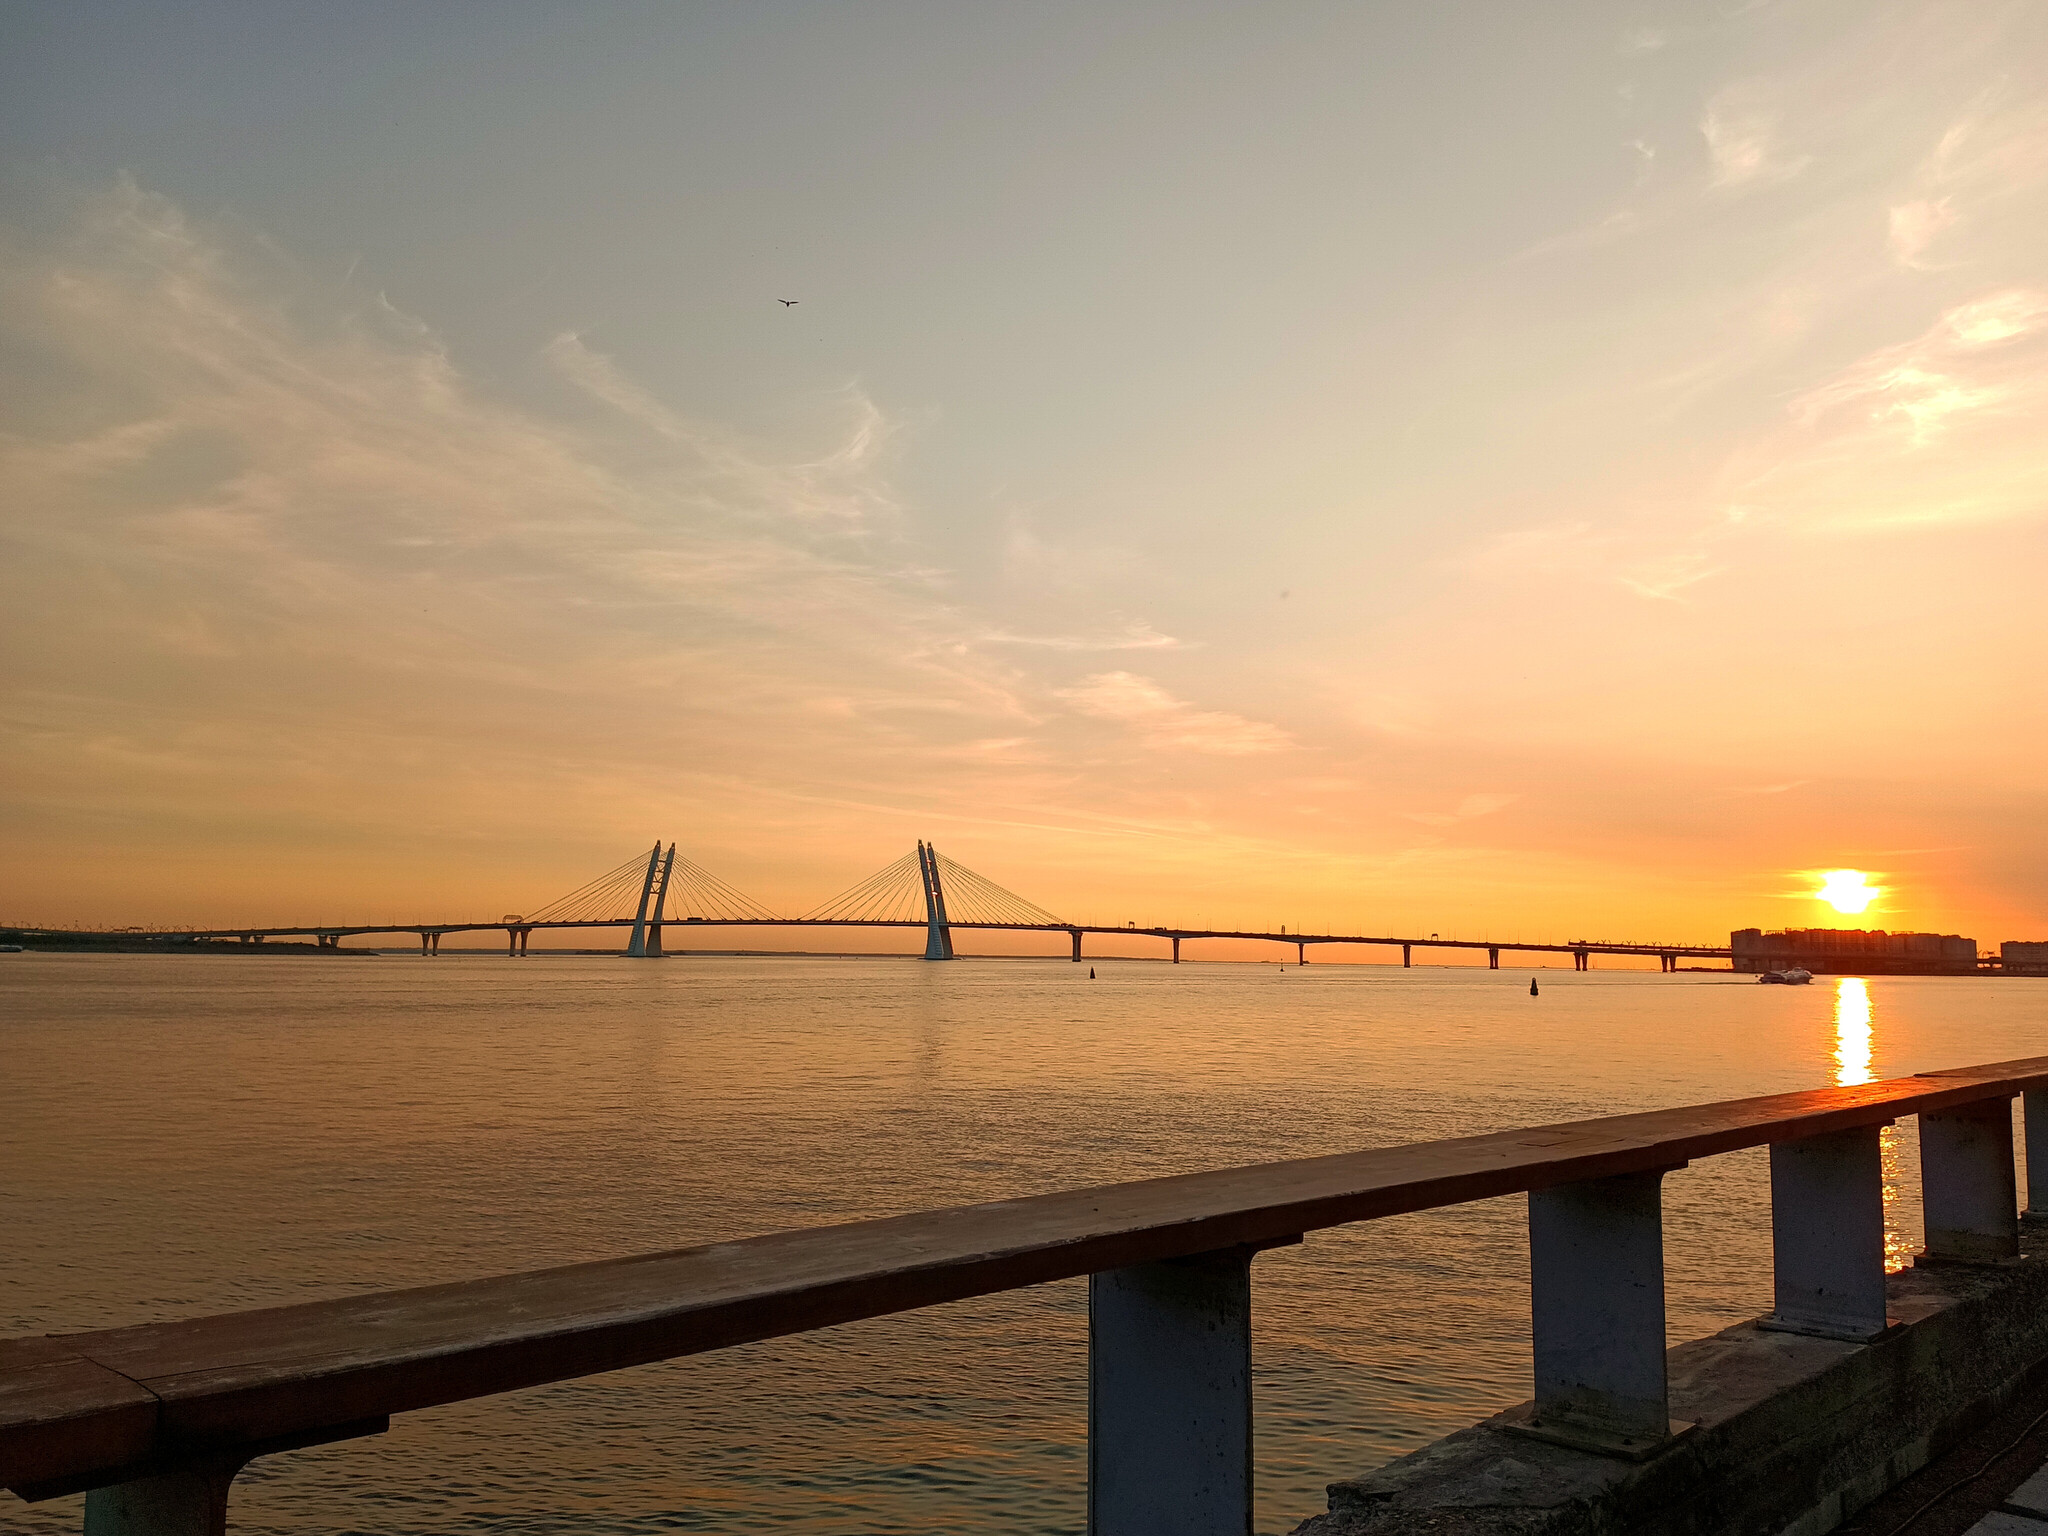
[1702,85,1810,189]
[1055,672,1292,755]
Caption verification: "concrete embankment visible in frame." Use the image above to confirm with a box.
[1294,1232,2048,1536]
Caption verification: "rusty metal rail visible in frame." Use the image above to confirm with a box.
[7,1057,2048,1533]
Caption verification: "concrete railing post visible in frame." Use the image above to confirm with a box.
[1918,1097,2019,1263]
[72,1420,386,1534]
[83,1460,245,1536]
[2023,1091,2048,1221]
[1089,1248,1255,1535]
[1518,1167,1683,1458]
[1764,1124,1890,1341]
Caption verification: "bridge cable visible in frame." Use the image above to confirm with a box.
[929,851,1063,926]
[801,851,927,923]
[800,848,1063,927]
[524,847,779,924]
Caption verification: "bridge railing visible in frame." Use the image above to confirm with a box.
[6,1058,2047,1533]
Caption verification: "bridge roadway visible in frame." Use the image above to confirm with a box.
[105,918,1732,971]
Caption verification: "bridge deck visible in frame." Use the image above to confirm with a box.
[10,916,1734,959]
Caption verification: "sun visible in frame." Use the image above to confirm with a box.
[1816,869,1880,915]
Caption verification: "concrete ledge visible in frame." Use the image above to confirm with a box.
[1292,1237,2048,1536]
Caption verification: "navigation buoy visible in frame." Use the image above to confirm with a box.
[1530,978,1540,996]
[1089,967,1095,979]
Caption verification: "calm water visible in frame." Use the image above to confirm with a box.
[3,954,2042,1534]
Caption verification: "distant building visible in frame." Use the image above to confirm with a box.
[2004,941,2048,977]
[1731,928,1979,976]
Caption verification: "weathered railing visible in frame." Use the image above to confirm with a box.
[6,1058,2048,1534]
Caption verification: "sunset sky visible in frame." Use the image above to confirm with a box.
[4,2,2045,950]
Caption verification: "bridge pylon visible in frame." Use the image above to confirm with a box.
[917,840,955,961]
[624,841,663,958]
[644,844,676,957]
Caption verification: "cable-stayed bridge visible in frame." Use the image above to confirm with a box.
[46,840,1733,970]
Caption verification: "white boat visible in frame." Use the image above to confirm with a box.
[1757,967,1814,985]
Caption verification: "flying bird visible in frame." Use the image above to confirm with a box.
[777,298,799,306]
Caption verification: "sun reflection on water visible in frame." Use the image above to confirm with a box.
[1834,977,1911,1270]
[1834,978,1872,1086]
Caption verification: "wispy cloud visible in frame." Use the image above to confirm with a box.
[1887,90,2048,269]
[1407,793,1518,828]
[541,330,899,529]
[1481,271,2048,602]
[1943,289,2048,346]
[1702,86,1810,189]
[1473,521,1726,603]
[1630,138,1658,185]
[1055,672,1292,755]
[0,180,1048,863]
[976,623,1181,652]
[1888,198,1957,269]
[1789,289,2048,444]
[1512,209,1638,264]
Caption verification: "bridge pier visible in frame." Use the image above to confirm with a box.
[1574,949,1589,971]
[1402,943,1410,968]
[1070,928,1083,963]
[1297,941,1306,965]
[1489,947,1499,969]
[1171,935,1180,964]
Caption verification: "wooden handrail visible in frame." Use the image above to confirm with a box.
[6,1056,2046,1500]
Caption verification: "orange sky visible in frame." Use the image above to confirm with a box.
[4,4,2045,951]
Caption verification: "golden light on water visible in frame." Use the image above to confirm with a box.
[1832,977,1911,1271]
[1833,978,1873,1086]
[1817,869,1880,915]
